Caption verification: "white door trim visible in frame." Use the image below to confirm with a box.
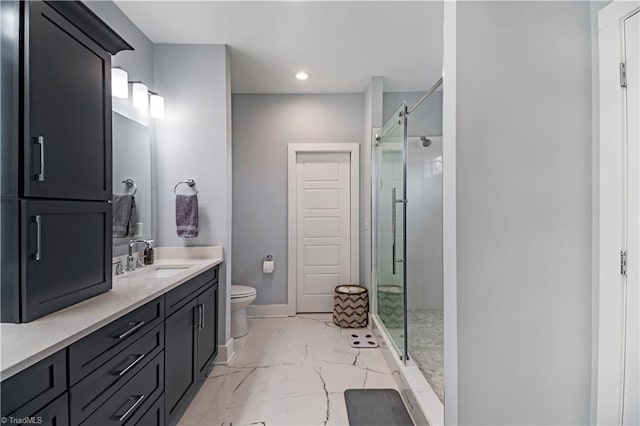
[287,143,360,316]
[594,2,640,425]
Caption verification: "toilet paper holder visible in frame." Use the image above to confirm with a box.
[262,255,275,274]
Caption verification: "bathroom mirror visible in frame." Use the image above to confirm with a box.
[112,112,152,250]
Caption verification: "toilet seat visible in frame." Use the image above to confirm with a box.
[231,285,256,299]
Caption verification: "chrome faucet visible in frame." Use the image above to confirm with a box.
[127,239,153,272]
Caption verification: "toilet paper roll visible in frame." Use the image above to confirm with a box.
[263,260,275,274]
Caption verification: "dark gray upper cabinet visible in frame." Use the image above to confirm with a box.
[22,1,114,201]
[0,0,132,323]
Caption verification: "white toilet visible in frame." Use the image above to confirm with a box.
[230,285,257,338]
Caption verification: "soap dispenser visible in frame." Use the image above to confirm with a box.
[144,240,155,265]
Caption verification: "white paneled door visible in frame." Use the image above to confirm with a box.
[296,152,352,312]
[623,10,639,426]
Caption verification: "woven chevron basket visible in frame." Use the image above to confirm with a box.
[333,285,368,328]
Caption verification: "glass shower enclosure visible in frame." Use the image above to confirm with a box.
[375,102,408,358]
[374,92,444,403]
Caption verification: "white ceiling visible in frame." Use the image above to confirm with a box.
[114,1,443,94]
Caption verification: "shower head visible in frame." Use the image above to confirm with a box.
[420,136,431,147]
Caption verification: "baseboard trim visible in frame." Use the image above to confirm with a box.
[214,338,235,365]
[247,304,290,318]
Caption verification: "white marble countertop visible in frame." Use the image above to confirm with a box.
[0,246,223,381]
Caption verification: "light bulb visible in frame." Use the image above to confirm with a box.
[132,82,148,110]
[111,68,128,98]
[150,94,164,119]
[295,71,309,80]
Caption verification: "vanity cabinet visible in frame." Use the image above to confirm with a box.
[164,269,219,426]
[0,0,132,323]
[0,266,220,426]
[0,350,67,419]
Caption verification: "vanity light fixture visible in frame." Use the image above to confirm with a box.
[295,70,309,80]
[131,82,149,110]
[111,67,128,98]
[149,91,165,119]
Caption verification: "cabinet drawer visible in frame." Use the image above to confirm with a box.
[80,352,164,426]
[70,324,164,424]
[0,350,67,416]
[8,392,69,426]
[69,297,164,384]
[165,266,217,316]
[132,394,164,426]
[20,200,111,322]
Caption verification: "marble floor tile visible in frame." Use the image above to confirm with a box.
[178,314,398,426]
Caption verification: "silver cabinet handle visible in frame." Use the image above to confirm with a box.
[35,136,45,181]
[196,304,203,330]
[392,187,397,275]
[114,321,145,339]
[114,395,145,422]
[113,353,145,377]
[199,304,205,330]
[34,215,42,261]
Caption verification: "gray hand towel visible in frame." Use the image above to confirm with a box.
[176,194,199,238]
[112,194,138,238]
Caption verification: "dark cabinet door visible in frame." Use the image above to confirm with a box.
[196,284,218,379]
[22,1,112,201]
[164,299,198,423]
[8,392,69,426]
[20,200,111,322]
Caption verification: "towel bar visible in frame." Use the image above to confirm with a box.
[122,178,137,195]
[174,179,198,194]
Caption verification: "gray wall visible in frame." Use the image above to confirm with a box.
[232,94,364,305]
[154,44,232,345]
[455,2,593,424]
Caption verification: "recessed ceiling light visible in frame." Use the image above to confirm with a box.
[295,71,309,80]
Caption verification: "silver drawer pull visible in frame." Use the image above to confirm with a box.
[34,215,42,261]
[35,136,45,181]
[114,394,145,422]
[198,304,204,330]
[113,353,145,377]
[114,321,145,339]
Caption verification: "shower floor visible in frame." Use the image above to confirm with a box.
[386,309,444,402]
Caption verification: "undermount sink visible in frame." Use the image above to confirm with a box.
[136,265,191,279]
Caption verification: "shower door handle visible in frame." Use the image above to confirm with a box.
[391,187,406,275]
[392,187,397,274]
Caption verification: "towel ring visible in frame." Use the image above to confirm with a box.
[174,179,198,194]
[122,178,137,196]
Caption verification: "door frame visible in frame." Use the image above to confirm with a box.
[594,2,640,424]
[287,143,360,315]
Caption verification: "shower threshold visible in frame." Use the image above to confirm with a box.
[372,314,444,426]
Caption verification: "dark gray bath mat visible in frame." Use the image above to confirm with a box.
[344,389,414,426]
